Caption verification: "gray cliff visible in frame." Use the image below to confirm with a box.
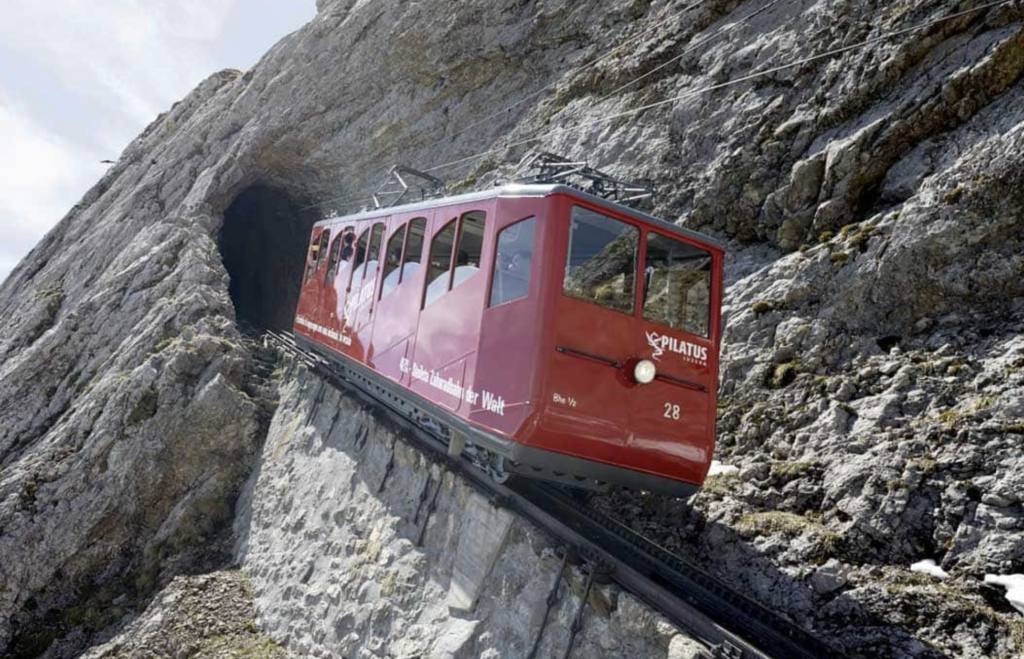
[1,0,1023,657]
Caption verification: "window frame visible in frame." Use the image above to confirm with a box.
[378,216,429,301]
[330,226,356,284]
[324,231,344,283]
[379,222,408,300]
[350,226,371,288]
[400,217,427,285]
[422,217,458,309]
[361,222,386,284]
[305,227,331,282]
[487,215,537,309]
[421,210,488,308]
[451,210,487,292]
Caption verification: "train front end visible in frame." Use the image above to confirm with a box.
[518,190,724,498]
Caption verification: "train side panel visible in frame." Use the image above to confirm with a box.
[368,210,433,387]
[407,200,496,415]
[471,196,551,438]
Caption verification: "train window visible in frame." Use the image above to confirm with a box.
[305,234,320,281]
[380,224,407,298]
[339,227,356,262]
[305,229,330,281]
[643,232,712,337]
[325,232,343,282]
[452,211,486,290]
[351,228,370,284]
[336,227,356,281]
[424,219,456,307]
[563,206,638,315]
[489,216,536,307]
[401,218,426,282]
[363,223,385,282]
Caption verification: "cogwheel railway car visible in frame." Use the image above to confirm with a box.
[293,184,724,497]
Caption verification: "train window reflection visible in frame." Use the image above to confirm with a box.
[336,228,355,280]
[352,228,369,284]
[380,224,407,298]
[424,220,456,307]
[643,232,712,337]
[453,211,486,290]
[490,216,536,307]
[363,222,385,283]
[401,218,426,283]
[563,206,638,315]
[325,231,343,282]
[306,228,330,281]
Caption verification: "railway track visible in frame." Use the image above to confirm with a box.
[261,328,840,659]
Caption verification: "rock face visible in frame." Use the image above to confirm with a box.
[0,0,1023,657]
[79,571,290,659]
[233,366,699,659]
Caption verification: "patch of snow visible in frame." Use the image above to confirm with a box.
[910,559,949,580]
[984,574,1024,615]
[708,461,739,477]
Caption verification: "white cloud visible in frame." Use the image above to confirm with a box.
[0,100,101,282]
[0,1,235,284]
[2,1,235,127]
[157,0,236,41]
[0,0,315,285]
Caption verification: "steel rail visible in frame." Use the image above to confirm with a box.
[262,328,840,659]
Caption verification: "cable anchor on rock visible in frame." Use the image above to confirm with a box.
[560,561,598,659]
[525,548,573,659]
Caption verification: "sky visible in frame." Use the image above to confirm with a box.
[0,0,317,284]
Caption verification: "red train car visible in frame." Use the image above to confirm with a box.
[293,184,724,497]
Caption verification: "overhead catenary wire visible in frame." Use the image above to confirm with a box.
[444,0,706,142]
[596,0,790,103]
[423,0,792,183]
[309,0,1017,215]
[302,1,707,214]
[427,0,792,183]
[420,0,1018,176]
[304,0,770,214]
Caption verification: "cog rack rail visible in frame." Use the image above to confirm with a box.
[263,328,840,659]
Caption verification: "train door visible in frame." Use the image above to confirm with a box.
[543,200,637,463]
[351,219,387,341]
[294,225,330,335]
[474,196,547,436]
[320,224,355,349]
[630,228,721,483]
[308,225,333,313]
[333,221,376,360]
[370,212,431,383]
[410,203,494,413]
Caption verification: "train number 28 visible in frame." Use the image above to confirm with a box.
[663,403,681,420]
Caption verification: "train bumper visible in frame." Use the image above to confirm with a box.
[507,443,701,499]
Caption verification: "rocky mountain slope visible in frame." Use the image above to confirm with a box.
[1,0,1023,657]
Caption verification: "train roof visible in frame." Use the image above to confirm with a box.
[315,184,725,250]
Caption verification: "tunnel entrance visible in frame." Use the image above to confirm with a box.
[219,185,320,330]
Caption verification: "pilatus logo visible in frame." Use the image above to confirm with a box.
[646,331,708,365]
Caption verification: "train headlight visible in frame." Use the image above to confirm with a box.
[634,359,657,385]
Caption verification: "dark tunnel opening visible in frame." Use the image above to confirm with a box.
[219,185,320,330]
